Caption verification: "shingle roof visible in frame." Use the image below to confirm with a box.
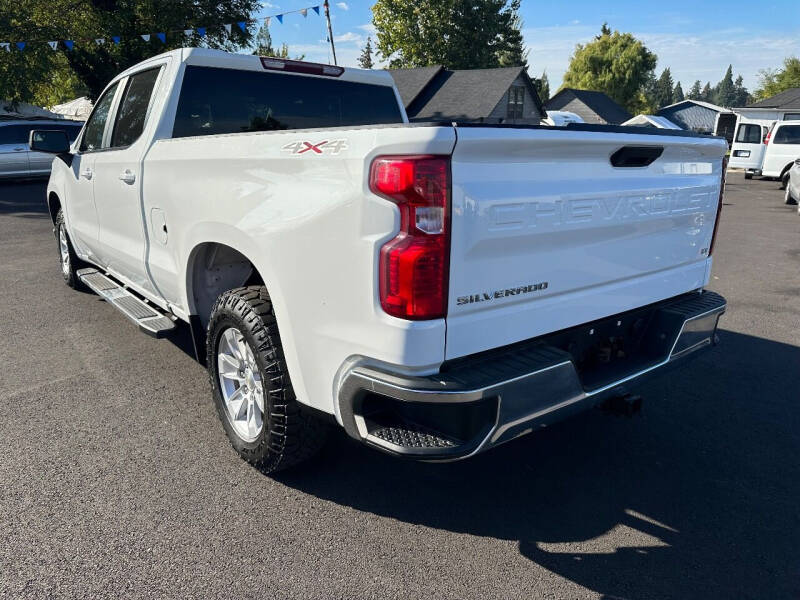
[660,99,731,113]
[746,88,800,109]
[546,88,632,124]
[385,66,444,108]
[388,66,543,121]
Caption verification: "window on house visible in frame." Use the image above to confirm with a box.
[785,113,800,121]
[507,86,525,119]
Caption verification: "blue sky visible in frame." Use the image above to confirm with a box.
[253,0,800,91]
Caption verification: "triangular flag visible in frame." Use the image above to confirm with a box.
[276,14,283,24]
[48,41,58,50]
[95,38,105,45]
[237,21,247,32]
[183,29,194,36]
[196,27,206,37]
[156,32,165,43]
[64,40,74,50]
[312,5,320,15]
[16,41,26,50]
[264,17,271,27]
[300,8,307,17]
[141,34,150,42]
[111,36,120,44]
[224,23,232,34]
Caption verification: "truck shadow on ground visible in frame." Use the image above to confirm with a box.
[279,329,800,599]
[0,180,49,217]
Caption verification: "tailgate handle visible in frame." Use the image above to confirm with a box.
[610,146,664,168]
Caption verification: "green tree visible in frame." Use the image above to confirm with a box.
[715,64,736,107]
[372,0,526,69]
[358,36,374,69]
[252,23,302,60]
[673,81,684,103]
[732,74,750,106]
[754,56,800,101]
[653,67,674,108]
[496,2,528,68]
[701,82,713,103]
[1,0,261,103]
[561,24,657,114]
[534,71,550,102]
[687,80,703,100]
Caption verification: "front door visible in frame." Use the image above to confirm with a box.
[91,67,162,296]
[67,80,122,257]
[0,125,30,178]
[729,120,767,171]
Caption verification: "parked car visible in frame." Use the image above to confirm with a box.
[542,110,584,126]
[762,121,800,189]
[729,119,772,179]
[33,48,727,473]
[785,158,800,210]
[0,118,83,179]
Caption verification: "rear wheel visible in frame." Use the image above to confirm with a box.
[781,172,790,191]
[54,210,85,289]
[206,286,329,473]
[744,172,753,180]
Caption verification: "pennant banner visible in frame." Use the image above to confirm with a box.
[1,4,321,50]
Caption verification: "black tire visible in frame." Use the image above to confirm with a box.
[744,172,753,180]
[206,286,328,473]
[780,172,789,190]
[54,209,85,289]
[786,186,797,206]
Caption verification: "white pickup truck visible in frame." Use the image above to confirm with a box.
[34,48,728,472]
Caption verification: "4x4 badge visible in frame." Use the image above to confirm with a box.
[281,139,348,155]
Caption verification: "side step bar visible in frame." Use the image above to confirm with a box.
[77,268,176,338]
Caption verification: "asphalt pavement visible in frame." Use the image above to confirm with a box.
[1,175,799,599]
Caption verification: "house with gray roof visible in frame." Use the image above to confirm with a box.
[387,65,544,125]
[656,99,735,141]
[735,88,800,123]
[545,88,632,125]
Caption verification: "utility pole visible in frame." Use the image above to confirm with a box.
[324,0,337,65]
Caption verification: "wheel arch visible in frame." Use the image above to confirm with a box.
[47,191,61,225]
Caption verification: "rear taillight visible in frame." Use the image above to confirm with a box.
[709,156,727,256]
[370,155,450,320]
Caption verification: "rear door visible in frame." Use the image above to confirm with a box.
[91,66,163,295]
[729,120,767,171]
[445,126,726,359]
[0,125,31,178]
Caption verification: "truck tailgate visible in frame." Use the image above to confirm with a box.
[445,125,727,360]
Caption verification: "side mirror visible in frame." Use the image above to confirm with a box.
[29,130,71,154]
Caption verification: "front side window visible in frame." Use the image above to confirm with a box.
[111,68,161,147]
[507,86,525,119]
[172,66,404,138]
[736,123,762,144]
[80,81,120,152]
[0,125,32,146]
[773,125,800,144]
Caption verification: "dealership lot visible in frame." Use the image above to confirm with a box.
[1,177,798,599]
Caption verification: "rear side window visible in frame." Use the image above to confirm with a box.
[773,125,800,144]
[172,66,403,138]
[112,68,161,147]
[80,81,120,151]
[736,123,762,144]
[0,125,32,145]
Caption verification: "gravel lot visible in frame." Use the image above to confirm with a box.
[1,175,799,599]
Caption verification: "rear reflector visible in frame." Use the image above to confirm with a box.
[370,156,450,320]
[259,57,344,77]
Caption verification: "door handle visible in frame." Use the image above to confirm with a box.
[118,170,136,184]
[80,168,93,180]
[13,147,25,152]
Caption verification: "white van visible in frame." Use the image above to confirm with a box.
[729,119,772,179]
[762,121,800,188]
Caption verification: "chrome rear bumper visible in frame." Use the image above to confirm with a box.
[338,291,726,460]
